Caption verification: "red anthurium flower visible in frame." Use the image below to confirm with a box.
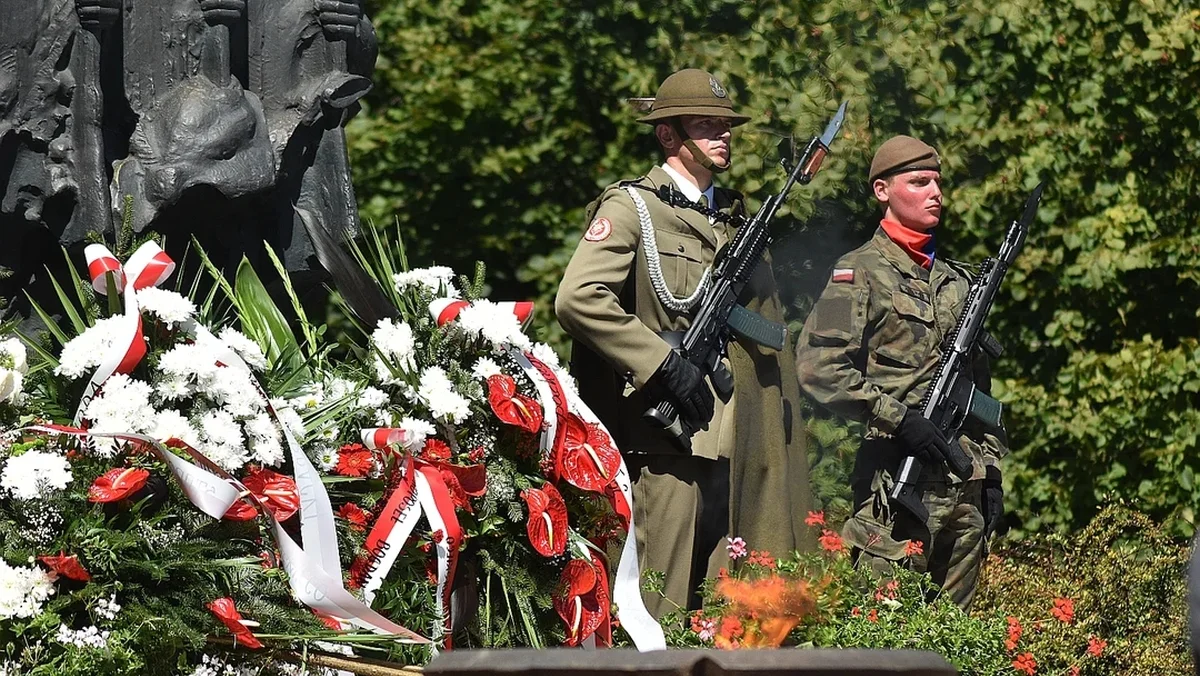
[223,499,258,522]
[553,558,610,646]
[436,463,487,513]
[337,503,370,531]
[88,467,150,503]
[242,468,300,522]
[38,553,91,582]
[521,483,568,557]
[560,414,620,493]
[335,445,374,477]
[487,374,543,434]
[207,597,264,649]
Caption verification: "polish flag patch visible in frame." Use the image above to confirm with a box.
[584,217,612,242]
[832,268,855,283]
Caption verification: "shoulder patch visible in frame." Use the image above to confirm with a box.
[584,217,613,242]
[832,268,855,283]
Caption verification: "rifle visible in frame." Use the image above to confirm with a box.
[888,181,1045,522]
[644,102,848,451]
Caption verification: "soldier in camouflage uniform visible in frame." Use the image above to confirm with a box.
[555,68,813,618]
[795,135,1006,608]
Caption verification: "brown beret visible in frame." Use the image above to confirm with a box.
[868,135,940,183]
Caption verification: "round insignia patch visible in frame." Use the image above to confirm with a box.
[584,217,613,242]
[709,76,727,98]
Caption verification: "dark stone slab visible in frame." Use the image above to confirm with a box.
[426,648,957,676]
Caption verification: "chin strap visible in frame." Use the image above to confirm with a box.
[669,119,730,174]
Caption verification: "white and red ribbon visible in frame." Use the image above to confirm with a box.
[357,428,463,650]
[428,298,533,328]
[74,242,174,423]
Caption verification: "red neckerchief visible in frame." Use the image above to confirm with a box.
[880,218,935,270]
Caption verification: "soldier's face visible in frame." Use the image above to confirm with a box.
[875,170,943,231]
[679,116,733,169]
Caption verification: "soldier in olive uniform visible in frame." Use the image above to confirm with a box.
[555,68,813,618]
[795,136,1006,608]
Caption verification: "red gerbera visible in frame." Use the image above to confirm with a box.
[521,483,568,557]
[337,503,370,531]
[335,445,374,477]
[422,439,452,463]
[487,374,543,434]
[88,467,149,503]
[207,597,263,649]
[38,552,91,582]
[242,468,300,521]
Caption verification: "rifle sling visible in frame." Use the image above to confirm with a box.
[727,304,786,351]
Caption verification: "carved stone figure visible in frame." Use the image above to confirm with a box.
[246,0,376,275]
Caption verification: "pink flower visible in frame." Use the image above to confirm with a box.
[725,536,747,560]
[804,510,825,527]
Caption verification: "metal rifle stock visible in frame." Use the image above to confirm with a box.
[644,102,849,451]
[888,181,1045,521]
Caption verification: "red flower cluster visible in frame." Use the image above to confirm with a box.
[207,597,263,649]
[337,503,370,531]
[866,608,879,623]
[818,529,846,553]
[903,539,924,557]
[335,443,373,477]
[804,510,825,527]
[1087,635,1107,657]
[38,553,91,582]
[714,616,745,650]
[1051,597,1074,624]
[746,550,776,568]
[873,579,899,602]
[1012,652,1037,675]
[1005,615,1023,651]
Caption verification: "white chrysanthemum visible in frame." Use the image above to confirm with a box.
[370,319,417,382]
[85,375,157,456]
[150,409,199,448]
[207,368,264,418]
[417,366,471,423]
[198,409,248,471]
[216,328,268,371]
[249,435,284,467]
[54,316,128,379]
[456,300,532,352]
[0,338,28,404]
[155,376,192,401]
[136,287,196,328]
[0,559,56,619]
[315,446,339,471]
[158,342,221,387]
[290,383,324,410]
[356,386,388,411]
[531,342,562,368]
[393,266,460,298]
[398,416,435,452]
[0,450,73,500]
[271,401,306,440]
[471,357,503,380]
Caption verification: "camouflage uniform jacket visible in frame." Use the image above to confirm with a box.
[796,226,1006,481]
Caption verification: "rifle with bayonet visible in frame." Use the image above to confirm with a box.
[888,181,1045,521]
[644,102,849,451]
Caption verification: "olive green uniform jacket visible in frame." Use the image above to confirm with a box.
[555,165,815,558]
[795,227,1006,604]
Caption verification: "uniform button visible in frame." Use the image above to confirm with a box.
[677,244,685,252]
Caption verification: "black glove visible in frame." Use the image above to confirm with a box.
[894,409,952,463]
[983,465,1004,536]
[645,351,714,427]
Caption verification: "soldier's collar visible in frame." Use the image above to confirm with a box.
[660,162,715,208]
[872,227,929,281]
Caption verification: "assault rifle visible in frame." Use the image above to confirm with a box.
[644,102,848,451]
[888,181,1045,521]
